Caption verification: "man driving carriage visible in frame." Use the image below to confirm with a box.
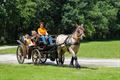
[37,22,53,45]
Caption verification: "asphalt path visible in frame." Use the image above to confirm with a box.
[0,46,120,67]
[0,54,119,67]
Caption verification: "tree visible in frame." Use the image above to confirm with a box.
[34,0,67,34]
[0,0,37,44]
[61,0,86,33]
[0,0,120,44]
[16,0,37,32]
[0,0,7,43]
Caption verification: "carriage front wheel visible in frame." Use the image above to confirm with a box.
[16,45,25,64]
[31,49,41,64]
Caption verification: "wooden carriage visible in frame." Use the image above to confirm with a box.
[16,35,65,65]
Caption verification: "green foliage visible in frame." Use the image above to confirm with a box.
[0,0,120,44]
[35,0,55,33]
[84,21,95,39]
[0,0,37,43]
[16,0,37,26]
[61,0,87,33]
[15,0,37,34]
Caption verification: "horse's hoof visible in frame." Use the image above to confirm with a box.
[75,64,81,69]
[58,62,63,66]
[69,64,74,68]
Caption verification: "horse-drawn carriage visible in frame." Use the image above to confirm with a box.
[16,24,85,68]
[16,35,65,65]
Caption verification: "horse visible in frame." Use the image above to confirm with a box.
[56,24,85,68]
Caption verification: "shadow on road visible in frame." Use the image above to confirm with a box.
[25,62,98,70]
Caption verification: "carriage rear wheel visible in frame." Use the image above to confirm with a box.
[56,54,65,65]
[16,45,25,64]
[31,49,41,65]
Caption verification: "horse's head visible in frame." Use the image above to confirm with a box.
[75,24,85,40]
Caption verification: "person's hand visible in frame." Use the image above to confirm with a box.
[45,35,48,39]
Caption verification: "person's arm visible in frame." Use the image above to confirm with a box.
[46,32,48,35]
[38,28,42,35]
[45,28,48,36]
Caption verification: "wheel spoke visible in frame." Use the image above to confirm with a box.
[32,49,41,64]
[16,46,24,64]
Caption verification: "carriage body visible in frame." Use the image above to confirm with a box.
[16,35,64,64]
[31,36,58,64]
[16,37,35,64]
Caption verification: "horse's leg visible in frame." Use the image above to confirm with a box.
[74,56,80,68]
[69,47,75,66]
[70,56,74,67]
[57,46,63,65]
[68,47,80,68]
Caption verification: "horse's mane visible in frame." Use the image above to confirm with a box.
[72,25,81,34]
[71,24,84,38]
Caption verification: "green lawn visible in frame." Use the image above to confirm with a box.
[0,64,120,80]
[0,41,120,58]
[77,40,120,58]
[0,48,17,54]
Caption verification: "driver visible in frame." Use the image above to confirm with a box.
[37,22,53,45]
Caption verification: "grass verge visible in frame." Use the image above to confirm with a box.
[0,48,17,54]
[77,41,120,58]
[0,64,120,80]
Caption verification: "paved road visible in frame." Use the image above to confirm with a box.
[0,54,120,67]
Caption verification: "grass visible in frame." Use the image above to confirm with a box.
[0,41,120,58]
[0,64,120,80]
[77,40,120,58]
[0,48,17,54]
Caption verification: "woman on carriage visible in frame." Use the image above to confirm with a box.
[37,22,53,45]
[21,34,35,58]
[31,30,39,45]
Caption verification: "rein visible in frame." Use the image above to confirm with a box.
[66,35,80,46]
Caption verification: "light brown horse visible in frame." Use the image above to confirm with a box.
[56,24,85,68]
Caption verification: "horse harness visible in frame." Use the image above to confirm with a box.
[64,35,80,46]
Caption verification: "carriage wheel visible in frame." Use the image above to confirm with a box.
[16,45,25,64]
[31,49,41,64]
[40,53,47,63]
[56,54,65,65]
